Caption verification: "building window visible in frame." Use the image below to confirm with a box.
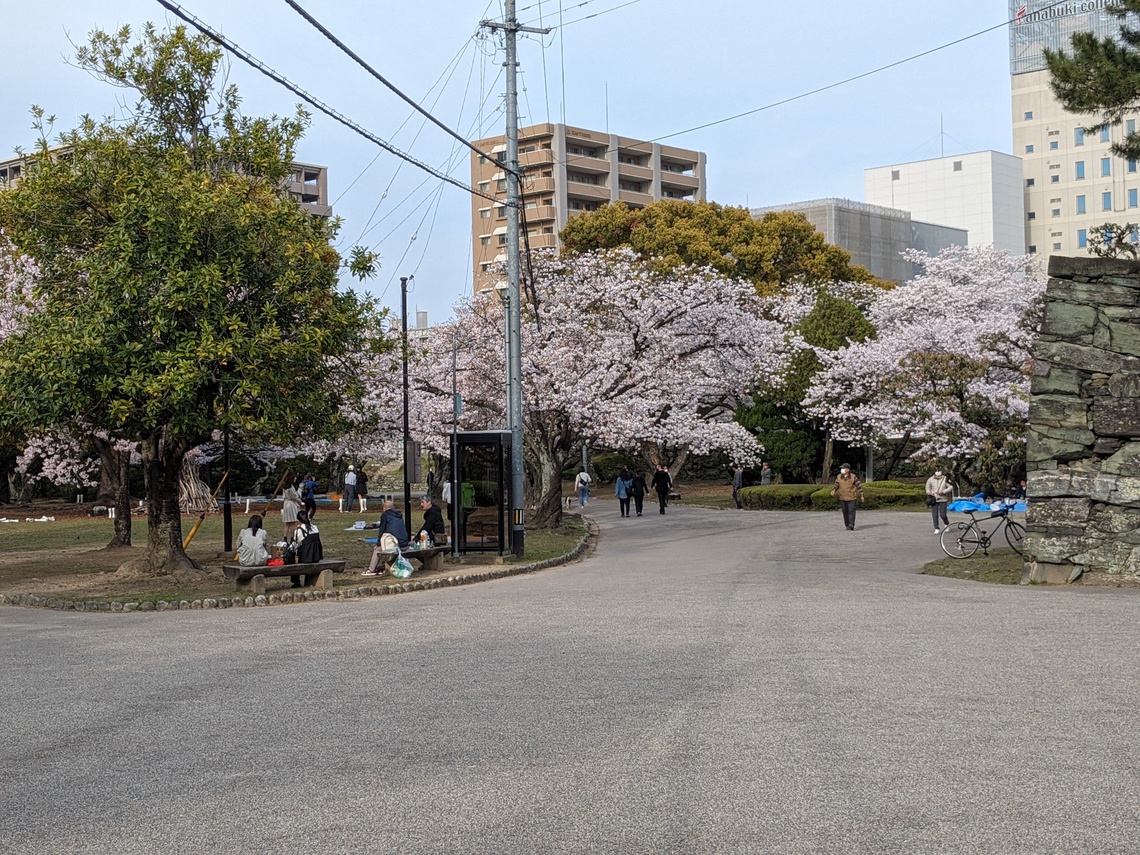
[498,235,507,245]
[1075,127,1085,145]
[1026,178,1035,187]
[1103,191,1113,211]
[1052,208,1061,217]
[1131,188,1138,208]
[1053,242,1062,251]
[478,180,490,191]
[1101,126,1111,142]
[1051,175,1060,184]
[1102,157,1112,177]
[1077,195,1086,214]
[1025,111,1034,120]
[1049,141,1058,150]
[479,208,492,219]
[1028,245,1037,253]
[1025,144,1034,153]
[1028,211,1036,220]
[1130,159,1138,173]
[1076,161,1086,179]
[891,170,900,180]
[480,236,490,246]
[1078,229,1087,248]
[1129,119,1136,136]
[953,160,963,171]
[478,155,488,164]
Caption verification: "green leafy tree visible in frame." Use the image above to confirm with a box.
[1046,1,1140,159]
[0,25,386,576]
[559,201,881,294]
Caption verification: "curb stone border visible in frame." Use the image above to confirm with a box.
[0,518,597,615]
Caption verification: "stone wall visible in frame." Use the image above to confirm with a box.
[1025,255,1140,583]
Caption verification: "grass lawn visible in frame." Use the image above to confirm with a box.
[921,548,1025,585]
[0,509,587,605]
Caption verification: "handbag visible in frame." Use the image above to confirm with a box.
[282,542,297,565]
[925,495,936,506]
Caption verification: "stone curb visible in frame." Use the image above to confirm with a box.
[0,519,597,615]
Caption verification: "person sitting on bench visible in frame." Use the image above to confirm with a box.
[362,499,411,576]
[289,511,324,588]
[237,515,271,566]
[415,495,447,546]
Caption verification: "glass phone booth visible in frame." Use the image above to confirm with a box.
[452,430,512,555]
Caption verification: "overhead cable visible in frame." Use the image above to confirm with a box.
[152,0,509,207]
[280,0,516,176]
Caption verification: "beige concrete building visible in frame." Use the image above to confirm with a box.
[469,122,706,291]
[1011,0,1140,257]
[0,152,332,217]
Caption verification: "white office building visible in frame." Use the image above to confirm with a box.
[864,151,1025,254]
[1011,0,1140,257]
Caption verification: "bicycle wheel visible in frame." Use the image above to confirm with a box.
[940,522,981,558]
[1005,520,1026,555]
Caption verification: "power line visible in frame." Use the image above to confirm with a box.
[152,0,509,207]
[651,0,1073,143]
[280,0,516,176]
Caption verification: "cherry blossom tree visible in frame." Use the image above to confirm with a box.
[803,246,1045,482]
[347,249,790,526]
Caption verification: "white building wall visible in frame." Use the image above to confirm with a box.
[864,151,1025,254]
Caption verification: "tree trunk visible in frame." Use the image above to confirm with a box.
[119,432,195,576]
[880,431,911,481]
[820,436,834,485]
[527,443,566,529]
[112,449,133,547]
[667,448,689,485]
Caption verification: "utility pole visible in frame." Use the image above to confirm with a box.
[401,276,413,529]
[481,3,549,557]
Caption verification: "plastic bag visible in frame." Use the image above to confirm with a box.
[391,554,415,579]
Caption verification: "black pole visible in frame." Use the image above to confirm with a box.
[223,424,232,552]
[401,276,412,529]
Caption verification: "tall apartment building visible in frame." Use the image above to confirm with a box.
[0,153,332,217]
[1011,0,1140,257]
[864,151,1025,253]
[751,198,967,282]
[469,123,706,292]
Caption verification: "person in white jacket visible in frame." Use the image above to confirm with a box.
[925,470,954,533]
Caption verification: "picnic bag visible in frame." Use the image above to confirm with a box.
[391,549,415,579]
[925,495,936,507]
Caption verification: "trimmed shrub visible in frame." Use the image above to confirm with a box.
[741,481,927,511]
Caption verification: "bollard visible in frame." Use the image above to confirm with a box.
[109,507,116,519]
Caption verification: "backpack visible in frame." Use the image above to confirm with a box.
[296,531,324,564]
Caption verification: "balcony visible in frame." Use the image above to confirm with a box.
[567,183,611,202]
[617,163,653,182]
[522,205,557,222]
[660,171,700,192]
[618,190,654,208]
[521,176,556,195]
[565,154,609,175]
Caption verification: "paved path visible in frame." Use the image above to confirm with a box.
[2,507,1138,854]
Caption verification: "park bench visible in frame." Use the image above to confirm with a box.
[371,544,450,574]
[221,558,347,596]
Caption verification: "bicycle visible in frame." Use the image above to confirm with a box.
[939,503,1026,559]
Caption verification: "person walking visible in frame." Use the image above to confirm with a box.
[355,467,369,514]
[925,469,954,533]
[732,465,744,510]
[630,470,647,517]
[574,468,592,508]
[615,467,633,517]
[280,474,301,541]
[651,464,673,515]
[760,463,772,486]
[829,463,864,531]
[342,465,357,513]
[300,473,318,520]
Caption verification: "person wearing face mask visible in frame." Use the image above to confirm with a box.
[925,469,954,533]
[829,463,864,531]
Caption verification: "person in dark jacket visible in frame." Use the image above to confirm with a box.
[362,499,411,576]
[629,471,648,517]
[415,495,446,544]
[651,464,673,515]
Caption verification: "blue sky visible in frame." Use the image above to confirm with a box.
[2,0,1014,323]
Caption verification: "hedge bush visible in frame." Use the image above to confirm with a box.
[741,481,927,511]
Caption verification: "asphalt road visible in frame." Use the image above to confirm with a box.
[2,505,1138,855]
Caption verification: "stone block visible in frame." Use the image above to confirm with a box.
[1026,497,1091,528]
[1100,442,1140,475]
[1025,534,1087,563]
[1027,431,1089,463]
[1091,398,1140,436]
[1109,476,1140,506]
[1089,503,1140,534]
[1035,340,1140,374]
[1107,371,1140,397]
[1031,395,1090,429]
[1028,470,1074,497]
[1107,319,1140,355]
[1021,559,1078,584]
[1030,364,1084,395]
[1042,301,1097,340]
[1048,255,1140,280]
[1093,438,1125,455]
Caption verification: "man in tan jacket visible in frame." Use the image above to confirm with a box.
[830,463,865,531]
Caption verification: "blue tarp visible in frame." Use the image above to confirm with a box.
[948,499,1026,513]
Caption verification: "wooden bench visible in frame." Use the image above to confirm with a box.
[221,558,347,595]
[375,545,450,573]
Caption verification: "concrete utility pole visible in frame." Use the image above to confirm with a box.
[481,3,549,557]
